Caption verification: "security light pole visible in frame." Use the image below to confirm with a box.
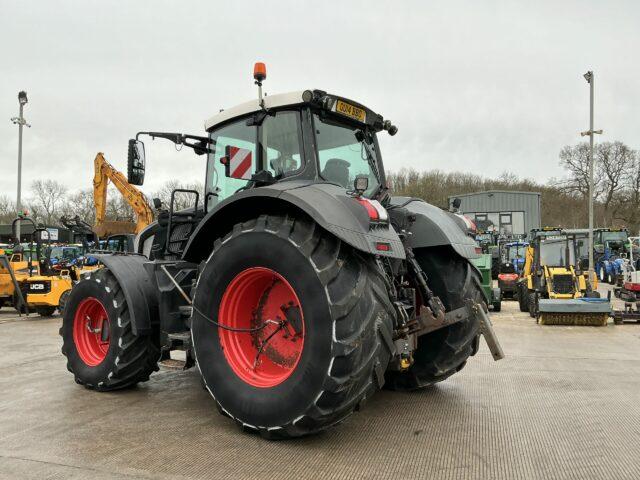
[10,91,30,242]
[580,71,602,278]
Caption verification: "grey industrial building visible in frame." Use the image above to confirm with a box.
[448,190,542,237]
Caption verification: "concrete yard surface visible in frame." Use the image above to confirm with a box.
[1,299,640,480]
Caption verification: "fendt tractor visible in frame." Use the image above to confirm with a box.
[61,64,503,439]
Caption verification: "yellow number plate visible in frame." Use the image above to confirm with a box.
[335,100,366,123]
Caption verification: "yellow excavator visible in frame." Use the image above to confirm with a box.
[93,152,154,238]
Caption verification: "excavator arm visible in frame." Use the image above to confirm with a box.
[93,153,154,237]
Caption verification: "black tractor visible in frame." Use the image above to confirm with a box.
[61,64,503,439]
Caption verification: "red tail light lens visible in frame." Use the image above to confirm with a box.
[355,198,388,223]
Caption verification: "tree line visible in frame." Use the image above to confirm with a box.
[0,180,204,227]
[389,140,639,233]
[1,140,637,234]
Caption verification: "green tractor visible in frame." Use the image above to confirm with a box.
[60,64,503,439]
[471,253,502,312]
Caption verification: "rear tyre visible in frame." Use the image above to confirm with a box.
[385,246,483,391]
[60,268,160,391]
[192,215,394,439]
[35,306,57,317]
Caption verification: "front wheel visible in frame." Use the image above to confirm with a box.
[529,292,538,318]
[60,268,160,390]
[191,215,394,439]
[518,284,529,312]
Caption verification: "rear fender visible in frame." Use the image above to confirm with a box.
[91,254,158,336]
[182,182,405,263]
[389,196,479,259]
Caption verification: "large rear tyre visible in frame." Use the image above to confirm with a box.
[191,215,394,439]
[60,268,160,391]
[385,246,483,391]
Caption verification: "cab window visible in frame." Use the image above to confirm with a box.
[260,111,303,178]
[207,120,257,204]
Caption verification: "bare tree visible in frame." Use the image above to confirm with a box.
[151,180,204,212]
[28,180,68,225]
[595,141,636,225]
[60,188,96,225]
[0,195,16,223]
[558,142,605,200]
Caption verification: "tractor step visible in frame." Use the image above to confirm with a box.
[159,358,188,370]
[167,331,192,350]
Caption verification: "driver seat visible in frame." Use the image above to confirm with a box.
[321,158,350,188]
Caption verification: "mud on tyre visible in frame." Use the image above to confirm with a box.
[60,268,160,390]
[191,214,394,439]
[385,246,483,391]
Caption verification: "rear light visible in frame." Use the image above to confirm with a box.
[375,242,390,252]
[475,247,483,254]
[355,198,389,223]
[498,273,519,281]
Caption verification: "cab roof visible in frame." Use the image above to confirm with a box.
[204,90,385,133]
[204,91,307,131]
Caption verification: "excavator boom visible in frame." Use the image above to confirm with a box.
[93,153,154,237]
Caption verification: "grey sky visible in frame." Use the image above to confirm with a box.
[1,1,638,197]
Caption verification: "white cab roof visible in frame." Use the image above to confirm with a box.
[204,91,306,131]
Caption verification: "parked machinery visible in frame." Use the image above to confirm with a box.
[517,228,609,326]
[12,216,74,316]
[0,243,37,308]
[93,152,154,238]
[594,228,630,285]
[497,239,527,299]
[60,65,504,438]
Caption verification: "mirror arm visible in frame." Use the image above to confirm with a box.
[136,132,215,154]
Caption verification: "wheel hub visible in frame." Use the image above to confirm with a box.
[72,297,110,366]
[218,267,305,388]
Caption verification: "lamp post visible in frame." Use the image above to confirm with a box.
[580,72,603,279]
[10,91,31,243]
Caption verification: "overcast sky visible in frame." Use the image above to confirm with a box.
[1,1,639,198]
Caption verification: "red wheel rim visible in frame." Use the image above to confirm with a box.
[73,297,110,366]
[218,267,305,388]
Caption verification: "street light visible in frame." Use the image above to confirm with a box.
[580,71,602,281]
[10,91,31,243]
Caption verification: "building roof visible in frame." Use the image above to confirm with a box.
[448,190,541,201]
[204,91,306,131]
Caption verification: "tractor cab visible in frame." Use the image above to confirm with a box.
[203,89,394,210]
[127,65,397,261]
[595,228,629,255]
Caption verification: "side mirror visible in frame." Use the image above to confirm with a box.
[594,245,604,254]
[452,197,461,210]
[128,139,146,186]
[220,145,253,180]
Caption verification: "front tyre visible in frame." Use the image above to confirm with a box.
[60,268,160,391]
[191,215,394,439]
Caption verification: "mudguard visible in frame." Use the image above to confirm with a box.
[389,196,479,259]
[91,254,158,336]
[182,180,405,262]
